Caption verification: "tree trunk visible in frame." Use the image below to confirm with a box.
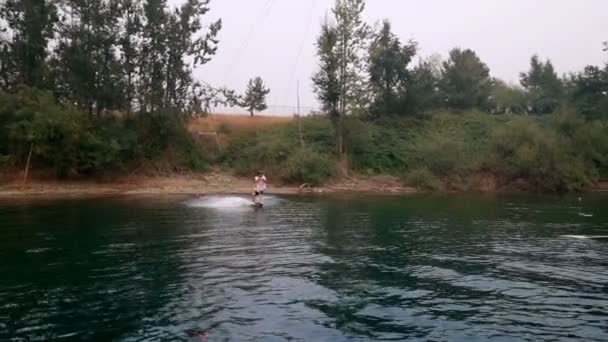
[336,118,343,157]
[22,142,33,188]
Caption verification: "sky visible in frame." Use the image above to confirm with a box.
[170,0,608,114]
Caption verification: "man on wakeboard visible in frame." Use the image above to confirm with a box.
[252,171,267,206]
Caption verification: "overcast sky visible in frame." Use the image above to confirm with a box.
[172,0,608,114]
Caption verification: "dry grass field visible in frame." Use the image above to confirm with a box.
[188,114,293,134]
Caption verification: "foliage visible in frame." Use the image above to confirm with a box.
[0,0,221,177]
[570,65,608,120]
[0,0,57,89]
[367,20,417,116]
[281,147,336,186]
[520,55,564,114]
[489,80,528,114]
[241,77,270,116]
[490,117,593,192]
[404,112,495,186]
[0,88,204,176]
[345,117,409,174]
[312,22,340,119]
[405,167,443,191]
[221,119,335,185]
[406,55,443,114]
[441,48,493,110]
[332,0,370,114]
[313,0,369,156]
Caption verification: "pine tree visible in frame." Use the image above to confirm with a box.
[441,48,493,110]
[242,77,270,116]
[51,0,123,114]
[118,0,143,115]
[368,20,417,116]
[520,55,563,114]
[0,0,57,89]
[406,55,443,114]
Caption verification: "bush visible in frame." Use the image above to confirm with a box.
[4,89,82,177]
[76,117,137,174]
[405,167,443,191]
[281,147,336,185]
[220,118,336,181]
[490,117,594,191]
[0,88,208,177]
[345,118,409,175]
[572,121,608,178]
[404,112,496,179]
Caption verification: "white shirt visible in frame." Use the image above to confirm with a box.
[255,175,267,192]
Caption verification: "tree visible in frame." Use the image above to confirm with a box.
[441,48,492,110]
[242,77,270,116]
[49,0,222,115]
[406,54,443,114]
[333,0,370,116]
[312,0,369,157]
[0,0,57,89]
[51,0,124,114]
[570,65,608,120]
[489,79,527,114]
[520,55,563,114]
[137,0,221,113]
[312,21,340,119]
[367,19,417,116]
[118,0,143,115]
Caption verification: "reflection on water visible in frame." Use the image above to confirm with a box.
[0,194,607,341]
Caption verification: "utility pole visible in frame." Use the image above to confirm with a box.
[297,80,304,147]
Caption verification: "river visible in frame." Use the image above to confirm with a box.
[1,194,607,341]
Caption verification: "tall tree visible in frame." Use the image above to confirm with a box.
[241,76,270,116]
[441,48,492,110]
[312,0,369,158]
[367,19,417,116]
[406,54,443,114]
[333,0,369,116]
[571,65,608,120]
[0,0,57,89]
[118,0,143,115]
[312,21,340,119]
[138,0,221,113]
[51,0,123,114]
[520,55,563,114]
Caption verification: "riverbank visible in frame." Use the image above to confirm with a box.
[0,172,417,197]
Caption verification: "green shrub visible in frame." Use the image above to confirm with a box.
[76,117,137,174]
[178,134,208,172]
[281,147,336,185]
[490,117,594,191]
[404,112,495,179]
[405,167,443,191]
[345,118,409,175]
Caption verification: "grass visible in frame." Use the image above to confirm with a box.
[188,114,293,134]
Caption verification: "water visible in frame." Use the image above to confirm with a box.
[1,194,607,341]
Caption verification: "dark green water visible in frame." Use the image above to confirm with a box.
[1,194,607,341]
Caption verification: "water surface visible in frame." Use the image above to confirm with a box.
[1,194,607,341]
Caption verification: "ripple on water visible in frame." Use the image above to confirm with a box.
[1,195,608,341]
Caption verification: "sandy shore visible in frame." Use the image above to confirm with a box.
[3,172,607,198]
[0,172,417,198]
